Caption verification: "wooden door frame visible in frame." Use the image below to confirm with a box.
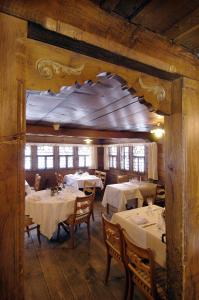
[1,10,199,300]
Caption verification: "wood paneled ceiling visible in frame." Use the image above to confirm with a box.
[26,72,163,132]
[92,0,199,57]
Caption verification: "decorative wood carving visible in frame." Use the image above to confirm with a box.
[138,77,166,102]
[36,59,85,79]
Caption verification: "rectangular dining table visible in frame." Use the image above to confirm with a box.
[111,205,166,267]
[102,181,157,211]
[64,173,103,189]
[25,187,85,239]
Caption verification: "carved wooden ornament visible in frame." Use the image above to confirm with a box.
[138,77,166,102]
[36,59,85,79]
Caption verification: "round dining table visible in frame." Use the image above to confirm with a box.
[25,187,84,239]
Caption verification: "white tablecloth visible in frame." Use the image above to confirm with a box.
[111,205,166,267]
[25,180,32,195]
[25,187,84,239]
[102,181,157,211]
[64,173,103,189]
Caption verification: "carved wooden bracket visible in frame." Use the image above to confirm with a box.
[138,77,166,102]
[133,75,171,115]
[36,59,85,79]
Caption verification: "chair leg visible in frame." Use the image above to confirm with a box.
[124,267,129,300]
[87,220,91,241]
[127,272,134,300]
[69,224,75,248]
[57,223,61,241]
[104,253,112,284]
[37,225,41,245]
[26,226,30,237]
[91,210,95,221]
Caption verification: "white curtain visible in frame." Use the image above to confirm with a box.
[104,146,110,170]
[89,145,98,169]
[148,142,158,180]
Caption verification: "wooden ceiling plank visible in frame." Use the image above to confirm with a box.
[164,6,199,40]
[100,0,120,13]
[1,0,199,80]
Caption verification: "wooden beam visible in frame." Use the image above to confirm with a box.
[1,0,199,80]
[0,13,26,300]
[26,125,152,140]
[27,22,176,81]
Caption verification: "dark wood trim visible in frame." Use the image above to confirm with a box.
[26,125,152,140]
[27,22,179,81]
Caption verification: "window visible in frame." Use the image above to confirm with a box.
[25,145,31,170]
[59,146,74,168]
[37,145,54,169]
[78,146,91,167]
[109,146,117,168]
[120,146,129,170]
[132,145,145,173]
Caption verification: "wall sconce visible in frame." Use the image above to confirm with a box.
[53,123,60,131]
[84,138,92,144]
[150,123,165,139]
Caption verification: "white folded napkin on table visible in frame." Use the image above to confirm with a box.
[131,216,148,225]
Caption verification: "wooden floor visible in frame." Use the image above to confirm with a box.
[24,200,144,300]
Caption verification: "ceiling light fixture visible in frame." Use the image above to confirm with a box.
[150,123,165,139]
[53,123,60,131]
[84,138,92,144]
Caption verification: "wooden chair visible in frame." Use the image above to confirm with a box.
[55,172,64,187]
[122,230,167,300]
[57,194,94,248]
[95,170,101,177]
[34,173,41,191]
[117,174,129,183]
[83,180,96,221]
[125,198,138,210]
[101,214,128,299]
[24,215,41,245]
[100,171,106,187]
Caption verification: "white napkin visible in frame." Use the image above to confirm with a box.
[131,216,148,225]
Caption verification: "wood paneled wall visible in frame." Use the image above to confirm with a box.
[157,142,165,183]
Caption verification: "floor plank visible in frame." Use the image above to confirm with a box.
[24,200,144,300]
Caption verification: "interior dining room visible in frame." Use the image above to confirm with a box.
[1,1,199,300]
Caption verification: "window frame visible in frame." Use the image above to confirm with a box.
[37,145,54,170]
[59,146,74,169]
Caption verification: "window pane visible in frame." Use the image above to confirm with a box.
[68,156,73,168]
[37,145,53,155]
[78,146,90,155]
[25,157,31,170]
[25,145,31,156]
[133,145,145,156]
[38,156,45,169]
[133,157,138,172]
[59,146,73,155]
[79,156,85,167]
[109,146,117,155]
[46,156,53,169]
[60,156,66,168]
[138,158,145,173]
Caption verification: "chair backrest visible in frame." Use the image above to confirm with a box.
[69,194,94,224]
[83,180,96,198]
[102,214,123,261]
[117,174,129,183]
[55,172,64,186]
[95,170,101,177]
[100,171,106,186]
[122,230,157,299]
[34,174,41,191]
